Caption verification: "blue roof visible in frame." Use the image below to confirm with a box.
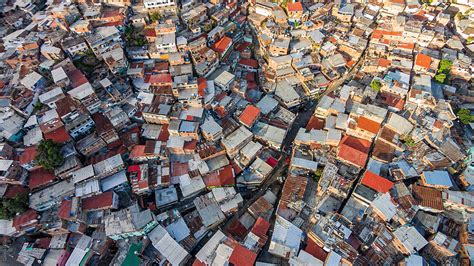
[423,170,453,187]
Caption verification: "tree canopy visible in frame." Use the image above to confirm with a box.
[0,193,29,219]
[370,79,382,92]
[434,59,452,84]
[457,108,474,125]
[36,139,64,170]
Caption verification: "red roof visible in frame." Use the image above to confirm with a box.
[266,156,278,167]
[44,126,70,143]
[234,42,251,53]
[306,116,325,131]
[251,217,270,238]
[287,2,303,12]
[19,146,38,165]
[305,237,328,262]
[239,105,260,127]
[382,92,405,111]
[227,219,248,239]
[58,199,73,220]
[397,42,415,50]
[238,58,258,69]
[146,73,172,84]
[337,135,371,168]
[144,28,157,38]
[229,244,257,266]
[378,58,391,68]
[35,237,51,249]
[357,116,381,134]
[211,36,232,54]
[245,72,255,82]
[29,168,55,189]
[192,259,206,266]
[67,69,88,88]
[198,77,207,97]
[129,145,146,159]
[203,165,235,187]
[3,185,29,199]
[81,191,115,211]
[158,123,170,142]
[415,53,432,69]
[361,171,394,193]
[12,209,37,231]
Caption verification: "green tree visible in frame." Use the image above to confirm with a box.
[457,108,474,125]
[434,73,447,83]
[438,59,453,73]
[0,193,29,219]
[435,59,452,84]
[370,79,382,92]
[401,135,416,147]
[36,139,64,170]
[149,12,162,23]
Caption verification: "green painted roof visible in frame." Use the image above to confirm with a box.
[122,243,143,266]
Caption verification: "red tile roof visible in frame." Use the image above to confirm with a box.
[287,2,303,12]
[251,217,270,238]
[203,165,235,187]
[12,209,37,231]
[378,58,391,68]
[238,58,258,69]
[3,185,29,199]
[361,171,394,193]
[58,199,73,220]
[305,237,328,262]
[19,146,38,165]
[357,116,381,134]
[67,69,88,88]
[198,77,207,97]
[29,168,55,189]
[81,191,115,211]
[144,28,157,38]
[337,135,371,168]
[211,36,232,54]
[158,123,170,142]
[146,73,172,84]
[234,42,251,53]
[44,126,71,143]
[239,105,260,127]
[411,185,444,210]
[229,244,257,266]
[415,53,432,69]
[35,237,51,249]
[306,116,325,131]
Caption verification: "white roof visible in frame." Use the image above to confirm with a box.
[180,174,206,198]
[75,179,101,197]
[222,126,253,151]
[20,71,43,89]
[256,95,279,115]
[269,216,302,257]
[214,71,235,86]
[23,127,43,147]
[51,67,68,84]
[393,226,428,254]
[148,225,189,266]
[72,165,95,184]
[275,80,300,102]
[200,118,222,135]
[196,230,226,264]
[0,160,13,171]
[68,82,94,100]
[39,87,64,103]
[93,154,124,176]
[370,193,397,221]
